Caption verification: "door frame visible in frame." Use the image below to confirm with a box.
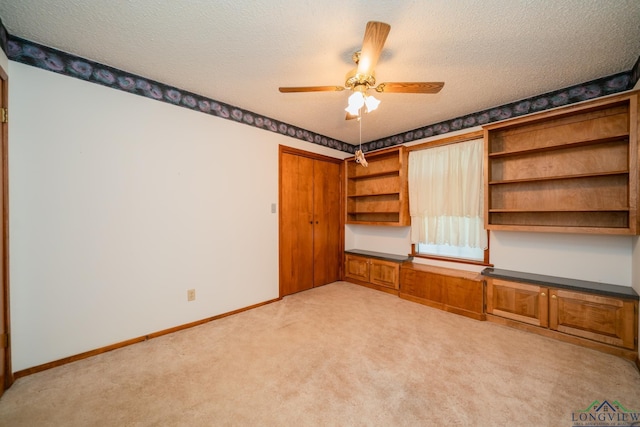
[0,62,12,396]
[278,145,344,298]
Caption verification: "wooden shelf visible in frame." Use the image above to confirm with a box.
[489,170,629,185]
[483,91,639,235]
[489,208,629,213]
[345,146,409,226]
[347,191,401,198]
[347,170,400,180]
[488,134,629,158]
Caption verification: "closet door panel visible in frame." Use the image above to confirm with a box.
[313,160,341,287]
[280,153,314,295]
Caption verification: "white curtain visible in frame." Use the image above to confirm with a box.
[408,138,488,249]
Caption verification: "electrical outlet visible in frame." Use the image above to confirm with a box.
[187,289,196,301]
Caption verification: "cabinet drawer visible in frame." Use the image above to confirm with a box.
[486,279,549,327]
[549,289,637,350]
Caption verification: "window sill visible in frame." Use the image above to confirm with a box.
[410,253,494,267]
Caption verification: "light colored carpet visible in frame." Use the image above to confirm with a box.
[0,281,639,426]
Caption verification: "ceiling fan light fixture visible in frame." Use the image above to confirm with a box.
[364,94,380,112]
[345,85,380,115]
[279,21,445,122]
[345,91,365,115]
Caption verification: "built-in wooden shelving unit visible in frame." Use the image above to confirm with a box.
[483,90,639,234]
[345,146,410,226]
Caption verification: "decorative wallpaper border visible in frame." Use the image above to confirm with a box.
[4,33,351,153]
[0,17,638,155]
[0,19,7,56]
[364,70,637,152]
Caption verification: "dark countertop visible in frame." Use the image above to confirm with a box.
[345,249,413,263]
[482,267,639,300]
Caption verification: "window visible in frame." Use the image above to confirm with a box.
[408,136,489,265]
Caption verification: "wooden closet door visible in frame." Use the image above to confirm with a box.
[280,152,314,295]
[312,159,341,287]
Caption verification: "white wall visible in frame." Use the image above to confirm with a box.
[490,231,632,284]
[346,130,637,285]
[8,61,346,371]
[7,55,640,371]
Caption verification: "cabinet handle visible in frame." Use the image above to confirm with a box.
[551,295,557,299]
[540,292,546,297]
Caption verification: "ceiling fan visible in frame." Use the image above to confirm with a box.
[278,21,444,119]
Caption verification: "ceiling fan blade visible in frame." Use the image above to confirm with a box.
[279,86,345,93]
[374,82,444,94]
[357,21,391,76]
[345,112,359,120]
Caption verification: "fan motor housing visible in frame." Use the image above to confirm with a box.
[345,68,376,90]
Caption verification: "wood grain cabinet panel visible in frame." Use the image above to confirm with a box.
[344,254,370,283]
[486,279,548,327]
[399,263,485,320]
[369,259,400,289]
[344,251,410,294]
[549,289,636,350]
[445,275,486,316]
[400,268,444,304]
[483,269,639,359]
[344,255,400,290]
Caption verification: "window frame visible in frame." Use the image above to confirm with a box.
[406,130,493,267]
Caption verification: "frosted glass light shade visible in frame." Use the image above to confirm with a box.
[345,91,380,115]
[364,95,380,112]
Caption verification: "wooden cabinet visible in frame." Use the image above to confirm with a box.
[369,258,401,289]
[344,250,411,293]
[486,279,548,327]
[399,263,485,320]
[345,146,410,226]
[344,254,370,282]
[279,147,342,296]
[549,288,636,350]
[484,268,639,359]
[483,90,639,234]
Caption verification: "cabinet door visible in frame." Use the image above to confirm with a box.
[344,255,369,282]
[312,160,341,287]
[280,153,315,295]
[549,289,637,350]
[369,259,400,289]
[486,279,549,327]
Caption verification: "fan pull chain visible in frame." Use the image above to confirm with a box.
[355,108,368,167]
[359,111,362,151]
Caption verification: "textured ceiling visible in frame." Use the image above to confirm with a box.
[0,0,639,145]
